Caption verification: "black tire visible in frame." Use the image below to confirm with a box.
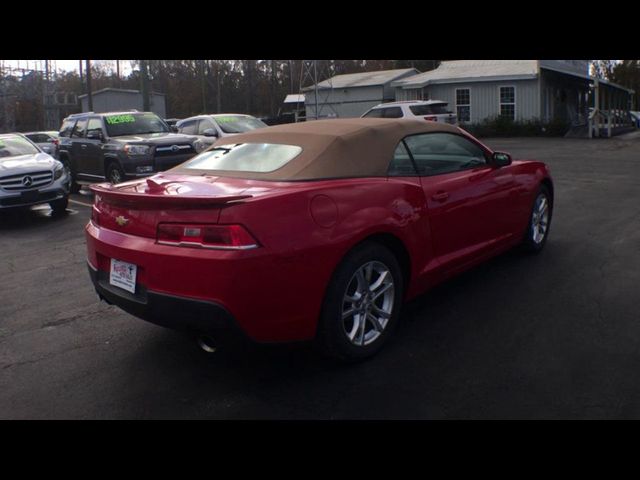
[522,184,552,253]
[315,241,404,362]
[50,196,69,216]
[106,162,125,185]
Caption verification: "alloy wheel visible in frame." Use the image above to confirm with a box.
[531,193,550,244]
[341,260,395,346]
[109,167,123,184]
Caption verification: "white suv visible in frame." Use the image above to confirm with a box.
[362,100,458,125]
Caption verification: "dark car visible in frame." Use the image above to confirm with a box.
[57,111,205,192]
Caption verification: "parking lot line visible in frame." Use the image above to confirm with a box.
[69,199,93,208]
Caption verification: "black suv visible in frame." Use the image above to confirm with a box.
[57,111,205,192]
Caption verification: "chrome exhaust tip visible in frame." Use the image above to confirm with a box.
[197,335,217,353]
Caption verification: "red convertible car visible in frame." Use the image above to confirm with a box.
[86,118,553,361]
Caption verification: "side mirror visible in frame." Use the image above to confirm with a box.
[492,151,512,167]
[170,125,178,133]
[202,128,218,137]
[87,130,103,141]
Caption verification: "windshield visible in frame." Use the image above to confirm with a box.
[0,136,40,157]
[179,143,302,173]
[103,113,170,137]
[409,104,452,115]
[213,116,268,134]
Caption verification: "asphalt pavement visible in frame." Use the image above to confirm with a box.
[1,134,640,419]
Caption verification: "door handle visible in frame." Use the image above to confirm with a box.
[81,144,87,149]
[431,191,449,202]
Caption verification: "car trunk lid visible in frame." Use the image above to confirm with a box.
[90,174,260,239]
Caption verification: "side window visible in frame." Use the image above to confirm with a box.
[71,118,87,138]
[59,119,76,137]
[381,107,403,118]
[178,119,198,135]
[86,118,103,137]
[362,108,384,118]
[388,142,417,176]
[499,86,515,120]
[197,118,216,135]
[403,133,487,176]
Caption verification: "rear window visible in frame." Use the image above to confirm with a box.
[25,133,49,143]
[409,104,451,115]
[362,109,383,118]
[180,143,302,173]
[363,107,403,119]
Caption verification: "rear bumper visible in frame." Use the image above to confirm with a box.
[85,221,323,343]
[88,262,248,344]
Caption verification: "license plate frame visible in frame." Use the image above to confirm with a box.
[109,258,137,294]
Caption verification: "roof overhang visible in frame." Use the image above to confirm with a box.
[540,67,635,94]
[392,73,539,89]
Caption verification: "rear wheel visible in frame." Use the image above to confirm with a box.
[522,185,552,253]
[106,162,125,185]
[316,242,404,362]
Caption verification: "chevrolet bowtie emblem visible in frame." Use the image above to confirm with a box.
[115,216,129,227]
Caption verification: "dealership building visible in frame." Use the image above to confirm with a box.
[302,61,634,137]
[391,60,634,131]
[303,68,418,119]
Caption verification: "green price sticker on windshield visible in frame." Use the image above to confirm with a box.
[105,114,136,125]
[215,117,238,123]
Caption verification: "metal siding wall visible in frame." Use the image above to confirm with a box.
[81,92,166,117]
[381,71,418,98]
[305,86,384,118]
[427,80,540,123]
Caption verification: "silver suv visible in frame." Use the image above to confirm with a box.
[0,133,70,215]
[176,114,268,148]
[362,100,458,125]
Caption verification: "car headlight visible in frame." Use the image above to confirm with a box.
[124,144,151,156]
[53,162,64,180]
[193,139,207,153]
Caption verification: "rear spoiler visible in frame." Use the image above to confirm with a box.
[90,183,252,208]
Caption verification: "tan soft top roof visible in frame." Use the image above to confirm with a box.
[176,118,462,181]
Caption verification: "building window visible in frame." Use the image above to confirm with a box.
[455,88,471,123]
[499,86,515,120]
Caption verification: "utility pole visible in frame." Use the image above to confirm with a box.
[314,60,319,120]
[216,62,221,113]
[200,60,206,113]
[289,60,294,93]
[116,60,120,82]
[85,60,93,112]
[140,60,150,111]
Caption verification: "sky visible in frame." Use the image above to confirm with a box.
[1,60,134,76]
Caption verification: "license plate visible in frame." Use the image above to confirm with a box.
[20,190,39,202]
[109,258,137,294]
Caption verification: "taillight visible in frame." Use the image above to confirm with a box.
[53,139,59,146]
[157,223,259,250]
[424,116,438,122]
[91,206,100,225]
